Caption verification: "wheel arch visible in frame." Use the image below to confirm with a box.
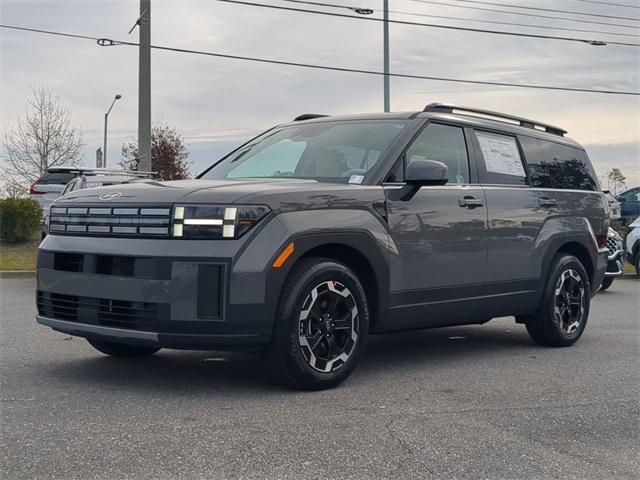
[541,237,596,288]
[266,231,390,334]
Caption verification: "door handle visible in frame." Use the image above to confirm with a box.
[458,196,484,209]
[538,197,558,208]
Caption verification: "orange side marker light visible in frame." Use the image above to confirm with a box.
[272,242,295,268]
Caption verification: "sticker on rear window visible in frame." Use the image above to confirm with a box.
[476,131,525,177]
[349,175,364,185]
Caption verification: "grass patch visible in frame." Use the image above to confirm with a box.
[0,237,40,271]
[624,261,636,275]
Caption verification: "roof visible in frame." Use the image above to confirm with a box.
[285,104,581,148]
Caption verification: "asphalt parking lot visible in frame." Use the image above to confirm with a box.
[1,275,638,480]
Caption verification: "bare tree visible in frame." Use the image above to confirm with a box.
[606,168,627,195]
[1,87,84,190]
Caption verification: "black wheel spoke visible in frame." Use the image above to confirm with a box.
[308,331,323,350]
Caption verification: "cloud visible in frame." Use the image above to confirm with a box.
[1,0,639,177]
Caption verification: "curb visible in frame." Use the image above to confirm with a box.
[0,270,36,279]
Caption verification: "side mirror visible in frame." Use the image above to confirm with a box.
[405,159,448,186]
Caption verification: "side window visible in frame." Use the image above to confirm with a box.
[474,131,527,186]
[521,136,598,191]
[404,123,470,184]
[61,180,76,196]
[620,188,640,201]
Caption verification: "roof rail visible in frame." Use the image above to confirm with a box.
[47,167,160,178]
[423,103,567,137]
[82,170,160,178]
[293,113,330,121]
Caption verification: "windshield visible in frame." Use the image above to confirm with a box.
[201,121,406,184]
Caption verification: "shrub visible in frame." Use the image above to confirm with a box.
[0,198,42,243]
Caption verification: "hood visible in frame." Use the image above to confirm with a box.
[55,178,330,205]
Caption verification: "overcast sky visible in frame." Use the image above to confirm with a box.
[1,0,639,187]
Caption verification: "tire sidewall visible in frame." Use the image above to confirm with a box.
[275,259,369,389]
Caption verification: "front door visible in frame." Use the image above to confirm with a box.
[384,122,488,331]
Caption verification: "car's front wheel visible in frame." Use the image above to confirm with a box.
[87,338,160,358]
[264,258,369,390]
[600,276,614,291]
[524,254,590,347]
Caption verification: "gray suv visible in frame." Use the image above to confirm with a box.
[37,103,609,390]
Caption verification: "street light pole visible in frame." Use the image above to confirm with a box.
[383,0,390,112]
[103,94,122,168]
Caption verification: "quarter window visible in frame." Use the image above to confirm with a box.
[404,124,470,184]
[520,136,598,191]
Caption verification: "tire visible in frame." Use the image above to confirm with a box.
[263,257,370,391]
[87,338,160,358]
[599,276,614,291]
[635,254,640,277]
[524,254,590,348]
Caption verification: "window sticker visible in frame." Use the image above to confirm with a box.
[476,132,525,177]
[348,175,364,185]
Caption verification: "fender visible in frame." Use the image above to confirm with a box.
[234,208,393,336]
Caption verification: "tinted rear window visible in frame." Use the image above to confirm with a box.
[520,137,598,191]
[38,172,76,185]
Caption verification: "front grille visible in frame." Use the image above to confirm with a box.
[49,205,171,238]
[37,291,167,331]
[605,236,622,253]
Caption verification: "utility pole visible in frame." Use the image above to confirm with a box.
[137,0,152,172]
[383,0,390,112]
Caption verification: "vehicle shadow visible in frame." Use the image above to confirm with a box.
[41,322,535,396]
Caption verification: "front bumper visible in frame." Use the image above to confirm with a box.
[34,225,293,350]
[36,315,261,349]
[604,249,625,278]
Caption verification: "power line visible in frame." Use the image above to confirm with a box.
[405,0,639,30]
[278,0,640,38]
[571,0,640,8]
[443,0,640,21]
[1,24,638,96]
[213,0,640,46]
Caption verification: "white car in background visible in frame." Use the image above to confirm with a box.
[626,217,640,277]
[29,168,81,217]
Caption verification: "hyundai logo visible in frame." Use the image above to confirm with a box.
[99,192,123,201]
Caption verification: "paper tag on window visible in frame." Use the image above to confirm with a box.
[456,175,464,184]
[349,175,364,185]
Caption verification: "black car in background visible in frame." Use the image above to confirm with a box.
[617,187,640,224]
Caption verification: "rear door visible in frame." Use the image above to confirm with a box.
[384,122,489,331]
[470,130,543,317]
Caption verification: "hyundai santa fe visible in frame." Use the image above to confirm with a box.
[36,103,609,390]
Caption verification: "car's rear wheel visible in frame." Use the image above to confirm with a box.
[263,258,369,390]
[524,254,590,347]
[87,338,160,358]
[600,276,614,291]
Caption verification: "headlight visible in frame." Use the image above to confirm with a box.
[172,205,270,239]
